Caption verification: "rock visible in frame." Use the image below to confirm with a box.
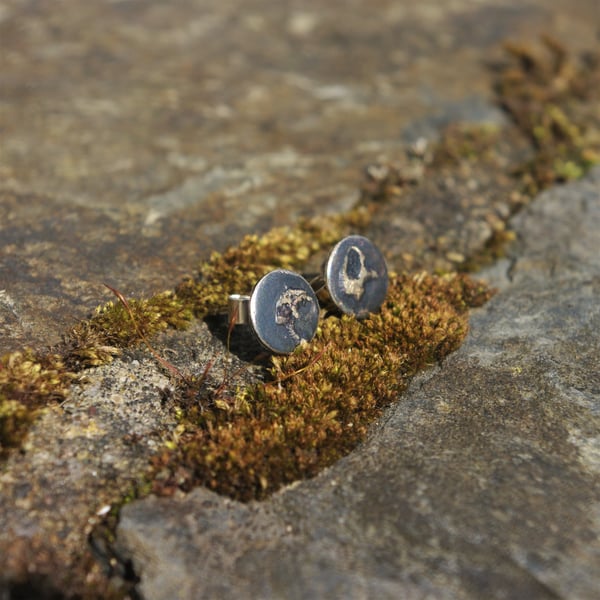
[2,0,600,596]
[115,170,600,599]
[0,322,254,596]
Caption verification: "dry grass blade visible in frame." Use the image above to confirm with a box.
[103,283,188,383]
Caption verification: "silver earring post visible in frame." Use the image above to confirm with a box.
[228,294,251,325]
[228,269,320,354]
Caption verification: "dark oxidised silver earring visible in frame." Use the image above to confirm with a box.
[310,235,388,319]
[228,269,320,354]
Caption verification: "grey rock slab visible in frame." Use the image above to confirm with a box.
[115,169,600,599]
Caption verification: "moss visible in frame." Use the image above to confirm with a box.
[496,36,600,195]
[431,123,501,167]
[116,477,154,508]
[428,37,600,271]
[0,398,33,454]
[65,291,193,368]
[358,151,427,203]
[150,272,493,502]
[0,350,72,457]
[460,228,517,273]
[60,206,372,371]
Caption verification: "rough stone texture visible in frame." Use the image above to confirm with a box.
[116,170,600,599]
[1,0,600,597]
[0,321,259,594]
[2,0,599,353]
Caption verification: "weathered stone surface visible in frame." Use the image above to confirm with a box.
[115,170,600,599]
[0,322,255,595]
[2,0,598,353]
[1,1,600,597]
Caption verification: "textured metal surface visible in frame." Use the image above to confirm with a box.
[249,270,319,354]
[324,235,388,318]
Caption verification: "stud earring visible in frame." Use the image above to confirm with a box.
[228,269,320,354]
[310,235,388,319]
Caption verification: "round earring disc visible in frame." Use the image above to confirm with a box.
[250,269,320,354]
[325,235,388,318]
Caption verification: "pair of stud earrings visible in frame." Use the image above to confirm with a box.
[228,235,388,354]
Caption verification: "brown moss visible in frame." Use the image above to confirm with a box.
[150,273,493,502]
[426,37,600,272]
[359,146,428,204]
[62,206,372,371]
[460,228,517,273]
[6,35,598,460]
[496,35,600,195]
[431,123,501,168]
[64,291,193,368]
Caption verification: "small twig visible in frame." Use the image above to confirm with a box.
[196,357,215,390]
[265,343,329,388]
[226,304,237,354]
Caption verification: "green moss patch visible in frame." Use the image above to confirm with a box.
[431,123,502,168]
[0,351,71,458]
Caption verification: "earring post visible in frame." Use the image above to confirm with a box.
[228,294,251,325]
